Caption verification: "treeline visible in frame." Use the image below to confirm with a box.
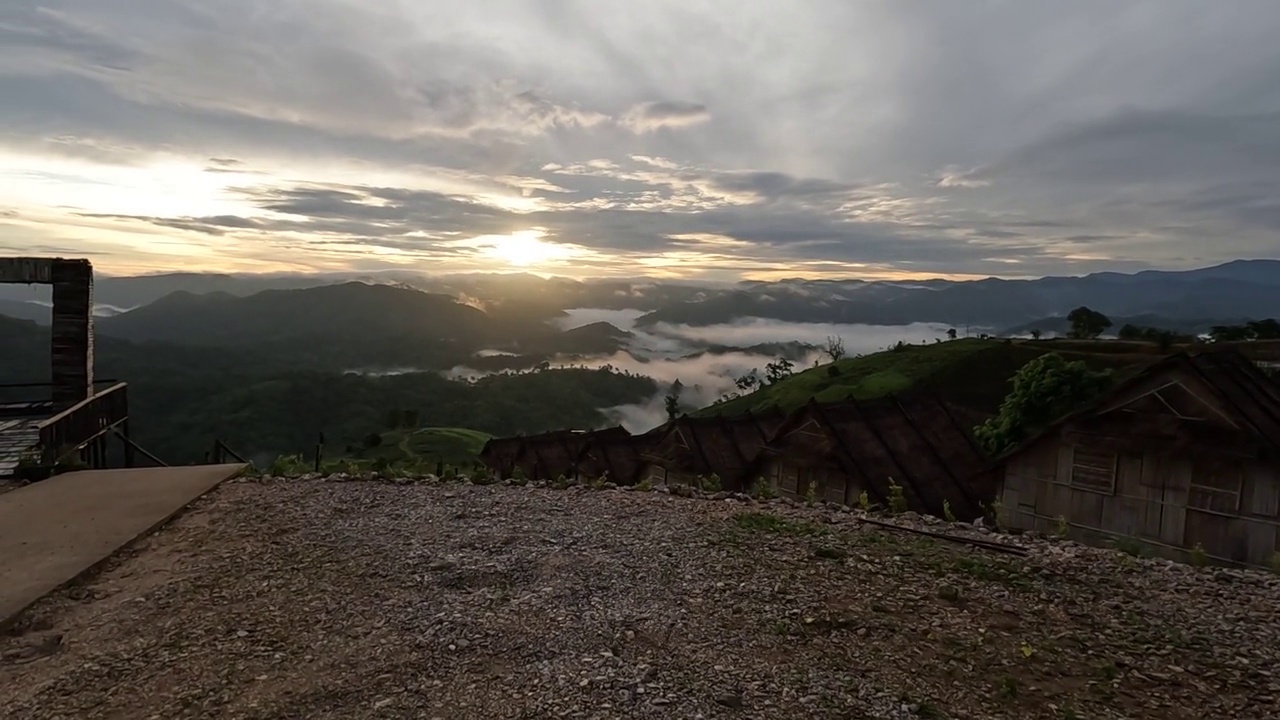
[1208,319,1280,342]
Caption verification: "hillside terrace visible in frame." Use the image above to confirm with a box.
[2,474,1278,720]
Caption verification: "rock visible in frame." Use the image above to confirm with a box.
[714,693,744,709]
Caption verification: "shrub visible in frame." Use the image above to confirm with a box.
[750,477,777,499]
[973,353,1113,455]
[887,479,908,514]
[1190,543,1209,567]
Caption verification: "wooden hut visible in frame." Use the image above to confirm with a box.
[638,410,786,490]
[506,429,594,482]
[573,426,648,485]
[995,350,1280,567]
[753,394,995,519]
[478,436,524,478]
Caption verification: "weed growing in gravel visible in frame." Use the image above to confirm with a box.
[887,479,908,513]
[812,545,848,561]
[267,454,308,476]
[733,511,827,536]
[998,675,1019,700]
[699,474,722,492]
[942,500,956,522]
[750,477,777,499]
[803,482,817,505]
[1097,662,1120,682]
[1054,515,1069,537]
[636,478,653,491]
[1190,543,1209,567]
[1112,536,1148,557]
[1270,552,1280,575]
[857,490,871,511]
[915,701,943,719]
[553,474,570,490]
[987,499,1007,530]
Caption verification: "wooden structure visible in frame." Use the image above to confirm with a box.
[0,258,136,475]
[754,394,995,519]
[478,435,524,479]
[996,350,1280,567]
[638,410,787,490]
[575,426,654,485]
[504,428,596,482]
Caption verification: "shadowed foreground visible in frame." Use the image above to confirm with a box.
[2,478,1278,719]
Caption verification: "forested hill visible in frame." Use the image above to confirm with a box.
[0,303,655,465]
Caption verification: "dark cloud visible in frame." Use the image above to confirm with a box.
[620,101,711,132]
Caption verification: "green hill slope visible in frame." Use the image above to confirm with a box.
[347,427,493,469]
[699,338,1156,417]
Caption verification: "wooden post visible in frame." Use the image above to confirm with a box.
[314,432,325,473]
[121,420,134,468]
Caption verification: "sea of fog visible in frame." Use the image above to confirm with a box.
[446,308,965,433]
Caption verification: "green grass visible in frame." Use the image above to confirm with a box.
[347,426,492,470]
[698,338,1155,417]
[732,511,829,536]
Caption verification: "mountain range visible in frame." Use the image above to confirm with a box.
[4,259,1276,331]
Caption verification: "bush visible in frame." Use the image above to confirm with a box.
[1189,543,1209,567]
[750,476,777,499]
[974,353,1113,455]
[887,479,908,514]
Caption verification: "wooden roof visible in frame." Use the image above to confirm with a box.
[1005,348,1280,460]
[642,409,787,484]
[758,394,995,519]
[575,426,652,484]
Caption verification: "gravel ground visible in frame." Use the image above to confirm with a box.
[3,475,1280,719]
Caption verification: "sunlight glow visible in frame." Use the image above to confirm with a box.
[463,229,583,267]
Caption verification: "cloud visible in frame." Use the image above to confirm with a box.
[620,101,711,133]
[3,0,1280,277]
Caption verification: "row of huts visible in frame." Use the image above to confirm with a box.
[480,349,1280,569]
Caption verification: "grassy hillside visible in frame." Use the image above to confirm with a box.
[345,427,492,469]
[699,338,1158,417]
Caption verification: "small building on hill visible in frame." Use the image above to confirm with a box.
[478,436,524,479]
[573,426,650,485]
[995,350,1280,568]
[506,429,595,481]
[638,410,786,490]
[754,394,995,519]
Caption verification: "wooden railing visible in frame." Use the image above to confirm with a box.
[37,382,128,464]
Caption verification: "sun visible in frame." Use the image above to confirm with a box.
[473,229,579,267]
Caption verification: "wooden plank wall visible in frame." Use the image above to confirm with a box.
[1001,439,1280,568]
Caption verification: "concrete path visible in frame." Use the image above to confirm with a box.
[0,464,246,627]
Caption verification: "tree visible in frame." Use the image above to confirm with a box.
[664,379,684,422]
[734,370,760,392]
[946,328,958,340]
[1029,329,1042,341]
[822,335,846,362]
[973,353,1113,455]
[1066,306,1112,339]
[765,358,795,385]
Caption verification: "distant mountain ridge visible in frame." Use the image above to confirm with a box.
[3,258,1278,331]
[636,259,1280,328]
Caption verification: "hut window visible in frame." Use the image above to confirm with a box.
[1070,447,1117,494]
[1189,460,1243,515]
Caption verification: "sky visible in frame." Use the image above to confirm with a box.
[2,0,1279,281]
